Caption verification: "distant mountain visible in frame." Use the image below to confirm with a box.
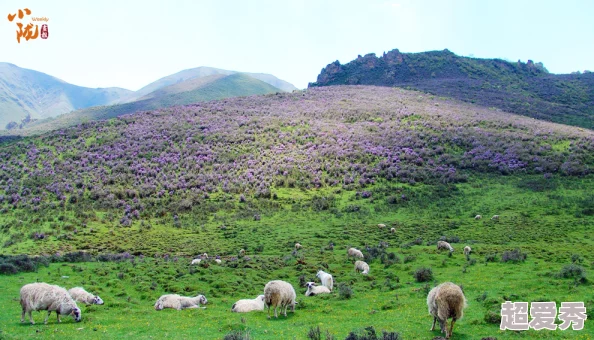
[127,66,297,102]
[0,63,132,130]
[309,49,594,129]
[13,73,283,134]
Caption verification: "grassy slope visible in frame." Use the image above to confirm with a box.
[6,74,282,135]
[0,174,593,339]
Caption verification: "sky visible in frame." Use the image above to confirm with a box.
[1,0,593,91]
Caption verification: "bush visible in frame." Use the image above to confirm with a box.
[413,267,433,282]
[556,264,587,283]
[307,326,321,340]
[338,283,353,299]
[344,326,401,340]
[0,263,18,274]
[224,330,251,340]
[485,253,498,262]
[501,249,527,263]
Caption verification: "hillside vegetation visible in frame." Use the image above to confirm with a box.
[0,86,593,339]
[309,49,594,129]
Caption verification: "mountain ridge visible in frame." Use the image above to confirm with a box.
[309,49,594,129]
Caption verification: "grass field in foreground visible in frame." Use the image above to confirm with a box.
[0,174,593,339]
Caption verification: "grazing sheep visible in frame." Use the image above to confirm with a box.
[354,260,370,275]
[263,280,297,318]
[68,287,104,305]
[231,295,265,313]
[427,282,467,339]
[491,215,499,220]
[214,259,222,264]
[20,282,82,324]
[294,243,302,250]
[377,224,386,229]
[191,258,201,265]
[347,247,364,259]
[305,282,331,296]
[463,246,471,256]
[201,253,209,259]
[474,215,482,220]
[437,241,454,252]
[316,270,333,291]
[390,227,396,233]
[239,249,246,256]
[154,294,207,311]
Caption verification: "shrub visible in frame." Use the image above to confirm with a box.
[556,264,587,283]
[224,330,251,340]
[403,255,416,264]
[501,249,527,263]
[344,326,401,340]
[307,326,321,340]
[338,283,353,299]
[485,253,498,262]
[413,267,433,282]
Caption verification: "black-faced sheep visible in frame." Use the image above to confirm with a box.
[231,295,265,313]
[437,241,454,252]
[154,294,207,310]
[20,282,82,324]
[354,260,370,275]
[427,282,467,339]
[68,287,104,305]
[316,270,333,291]
[305,282,331,296]
[264,280,297,318]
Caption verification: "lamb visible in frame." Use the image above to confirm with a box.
[354,260,370,275]
[316,270,333,291]
[20,282,82,324]
[294,243,302,250]
[231,294,265,313]
[347,247,364,259]
[68,287,104,305]
[377,224,386,229]
[463,246,472,256]
[427,282,467,339]
[491,215,499,220]
[263,280,297,318]
[474,215,482,220]
[154,294,208,311]
[437,241,454,252]
[390,227,396,233]
[305,282,331,296]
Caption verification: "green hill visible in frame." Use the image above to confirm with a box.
[10,74,283,134]
[0,63,132,130]
[309,49,594,129]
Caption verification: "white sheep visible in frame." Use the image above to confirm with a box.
[214,259,222,264]
[377,224,386,229]
[491,215,499,220]
[231,295,265,313]
[20,282,82,324]
[354,260,370,275]
[263,280,297,318]
[294,243,302,250]
[239,249,246,256]
[316,270,333,291]
[474,215,482,220]
[201,253,209,259]
[347,247,364,259]
[154,294,208,311]
[305,282,331,296]
[390,227,396,233]
[427,282,467,339]
[68,287,104,305]
[463,246,472,256]
[191,258,201,265]
[437,241,454,252]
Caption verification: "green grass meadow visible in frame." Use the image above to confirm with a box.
[1,174,593,339]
